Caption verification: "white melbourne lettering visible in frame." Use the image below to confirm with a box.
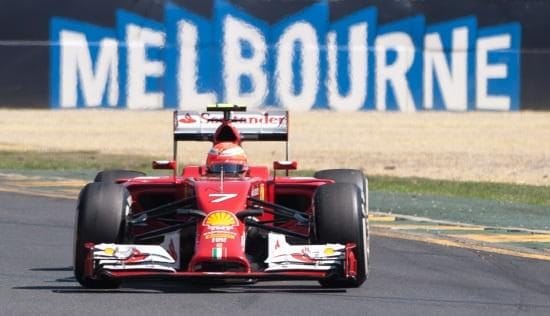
[51,4,520,111]
[60,30,118,108]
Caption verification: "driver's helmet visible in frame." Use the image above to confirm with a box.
[206,142,248,174]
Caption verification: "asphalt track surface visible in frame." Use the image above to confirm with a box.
[1,192,550,316]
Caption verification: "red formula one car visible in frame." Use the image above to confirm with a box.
[74,104,369,288]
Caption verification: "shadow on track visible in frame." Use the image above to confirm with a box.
[14,266,346,294]
[29,267,73,272]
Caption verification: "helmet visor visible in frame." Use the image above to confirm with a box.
[208,163,246,174]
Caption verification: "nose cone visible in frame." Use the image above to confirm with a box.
[189,179,252,271]
[194,180,251,212]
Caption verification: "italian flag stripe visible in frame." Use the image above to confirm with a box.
[212,247,223,260]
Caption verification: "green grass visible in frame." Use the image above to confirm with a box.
[1,150,549,207]
[368,175,550,207]
[0,150,154,171]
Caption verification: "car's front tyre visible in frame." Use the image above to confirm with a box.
[74,182,130,288]
[314,183,368,288]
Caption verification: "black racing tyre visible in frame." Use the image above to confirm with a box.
[314,169,370,280]
[74,182,130,288]
[314,183,368,288]
[94,169,145,183]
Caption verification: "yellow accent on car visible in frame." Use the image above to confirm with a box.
[204,211,238,227]
[324,247,335,256]
[103,247,115,256]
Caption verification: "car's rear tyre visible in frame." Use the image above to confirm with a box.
[74,182,130,288]
[94,169,145,183]
[314,183,368,288]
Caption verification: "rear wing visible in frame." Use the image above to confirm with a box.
[173,110,288,142]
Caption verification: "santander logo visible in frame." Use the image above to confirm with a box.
[179,113,197,124]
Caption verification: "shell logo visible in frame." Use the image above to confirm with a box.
[103,247,116,256]
[203,211,238,227]
[324,247,335,256]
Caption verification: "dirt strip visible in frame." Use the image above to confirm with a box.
[1,109,549,185]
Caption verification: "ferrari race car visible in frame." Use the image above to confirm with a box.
[74,104,370,288]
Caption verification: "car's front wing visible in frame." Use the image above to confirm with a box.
[83,233,358,282]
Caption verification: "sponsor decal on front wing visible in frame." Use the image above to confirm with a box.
[265,233,346,271]
[93,243,177,272]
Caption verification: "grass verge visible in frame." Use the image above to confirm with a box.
[0,150,154,171]
[1,150,549,207]
[368,176,550,208]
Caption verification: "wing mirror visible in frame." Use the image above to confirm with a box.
[273,160,298,171]
[152,160,177,170]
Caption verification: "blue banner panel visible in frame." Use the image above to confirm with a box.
[214,0,271,108]
[0,0,541,110]
[164,3,217,109]
[50,18,118,108]
[116,10,165,109]
[375,15,425,112]
[475,23,521,111]
[327,7,377,111]
[423,17,477,111]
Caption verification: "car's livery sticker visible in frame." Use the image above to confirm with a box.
[209,193,237,203]
[202,210,239,243]
[259,183,265,200]
[204,231,236,241]
[212,243,226,260]
[203,210,238,227]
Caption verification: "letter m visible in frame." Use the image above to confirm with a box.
[50,18,118,108]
